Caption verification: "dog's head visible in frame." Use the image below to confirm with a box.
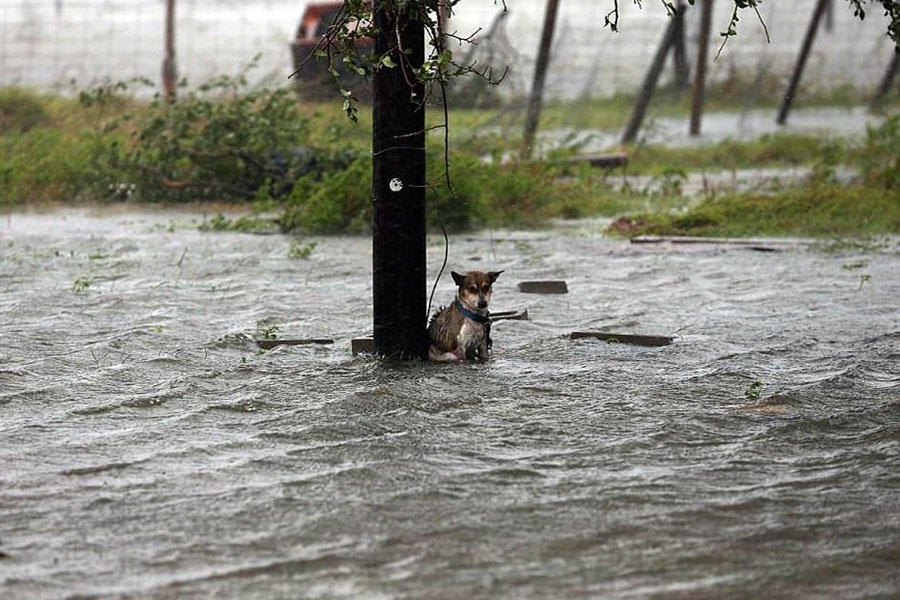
[452,270,503,311]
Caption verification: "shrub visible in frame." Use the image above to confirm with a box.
[0,88,49,134]
[859,115,900,190]
[89,72,312,203]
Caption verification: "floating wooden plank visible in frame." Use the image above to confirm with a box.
[568,152,628,169]
[256,338,333,349]
[631,235,813,247]
[491,308,529,321]
[517,280,568,294]
[570,331,673,347]
[352,337,375,356]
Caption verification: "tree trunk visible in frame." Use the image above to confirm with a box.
[371,1,427,360]
[521,0,561,159]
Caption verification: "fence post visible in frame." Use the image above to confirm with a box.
[689,0,713,136]
[521,0,561,159]
[162,0,177,101]
[371,1,428,360]
[672,0,691,91]
[622,14,678,144]
[777,0,828,126]
[872,51,900,107]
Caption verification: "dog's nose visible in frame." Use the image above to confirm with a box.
[478,299,488,308]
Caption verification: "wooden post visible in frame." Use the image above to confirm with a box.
[777,0,828,126]
[872,50,900,107]
[162,0,177,101]
[372,1,427,360]
[672,0,691,91]
[521,0,561,159]
[689,0,713,136]
[621,14,678,144]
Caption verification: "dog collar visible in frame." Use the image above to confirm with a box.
[454,299,490,324]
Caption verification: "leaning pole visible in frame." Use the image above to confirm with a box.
[372,1,428,359]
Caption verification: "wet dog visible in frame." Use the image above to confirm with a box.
[428,270,503,362]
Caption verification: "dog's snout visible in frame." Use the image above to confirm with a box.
[478,298,488,309]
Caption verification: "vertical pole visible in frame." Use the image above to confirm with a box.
[162,0,177,101]
[521,0,561,159]
[824,0,834,32]
[621,15,678,144]
[372,1,427,360]
[777,0,828,126]
[689,0,713,136]
[872,50,900,107]
[672,0,690,92]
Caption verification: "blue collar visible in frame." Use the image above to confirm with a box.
[454,299,490,324]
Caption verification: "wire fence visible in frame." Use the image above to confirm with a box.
[0,0,896,100]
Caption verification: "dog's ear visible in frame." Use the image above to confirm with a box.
[487,270,504,284]
[451,271,465,287]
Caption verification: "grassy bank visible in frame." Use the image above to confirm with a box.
[609,186,900,238]
[1,84,898,238]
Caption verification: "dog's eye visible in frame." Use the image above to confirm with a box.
[468,286,477,293]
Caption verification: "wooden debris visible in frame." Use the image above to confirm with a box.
[491,308,529,321]
[631,235,812,247]
[517,280,568,294]
[569,331,673,347]
[568,152,628,169]
[352,337,375,356]
[256,339,333,350]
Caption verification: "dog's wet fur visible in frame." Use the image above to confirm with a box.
[428,270,503,362]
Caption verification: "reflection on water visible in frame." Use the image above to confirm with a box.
[1,209,898,598]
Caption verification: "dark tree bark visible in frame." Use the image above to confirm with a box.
[371,1,427,360]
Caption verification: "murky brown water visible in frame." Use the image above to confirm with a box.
[1,208,899,599]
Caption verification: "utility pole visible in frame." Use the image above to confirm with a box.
[521,0,561,159]
[162,0,177,101]
[371,1,427,359]
[690,0,713,136]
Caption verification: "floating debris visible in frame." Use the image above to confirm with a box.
[569,331,673,347]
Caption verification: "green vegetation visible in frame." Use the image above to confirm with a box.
[612,115,900,238]
[72,276,91,293]
[1,80,898,239]
[288,237,317,259]
[609,185,900,238]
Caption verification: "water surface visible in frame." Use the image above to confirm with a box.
[1,209,898,598]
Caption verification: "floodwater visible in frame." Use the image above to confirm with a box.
[1,208,899,599]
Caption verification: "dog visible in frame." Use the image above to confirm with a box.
[428,270,503,362]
